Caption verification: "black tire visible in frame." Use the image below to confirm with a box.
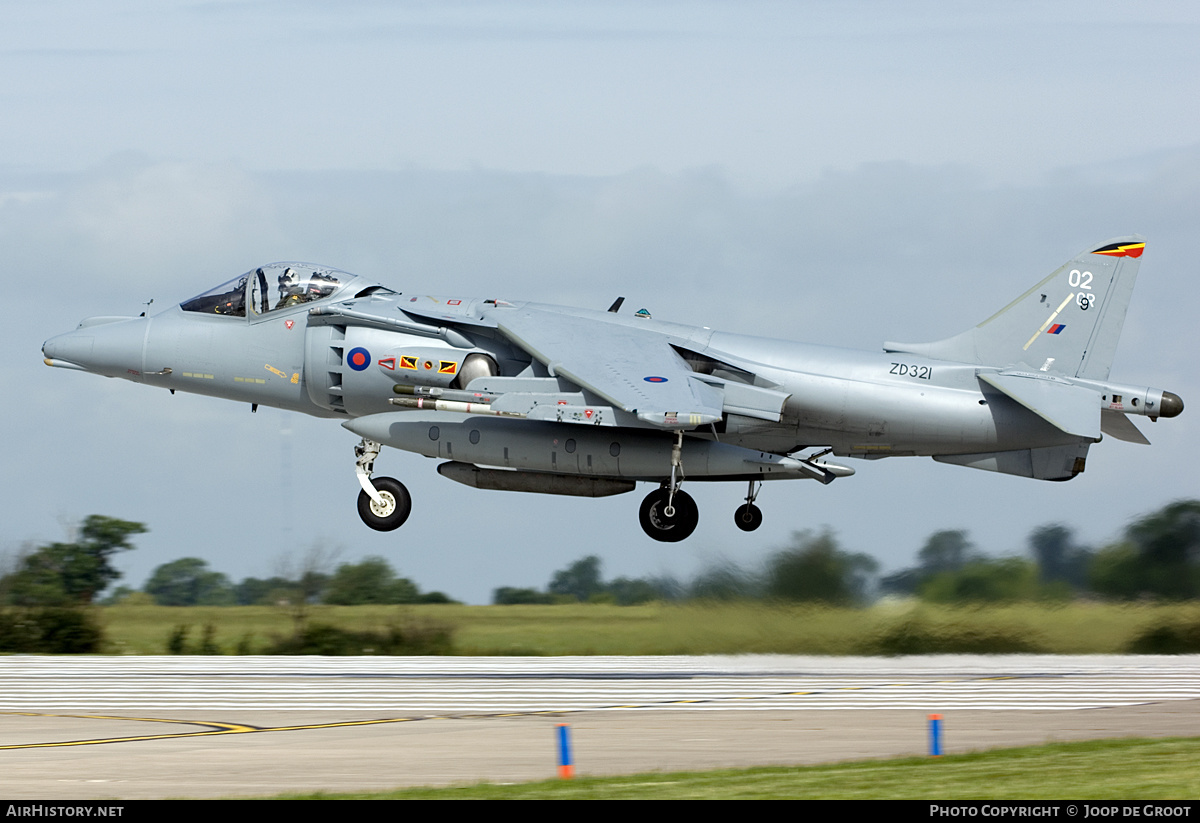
[357,477,412,531]
[638,488,699,542]
[734,503,763,532]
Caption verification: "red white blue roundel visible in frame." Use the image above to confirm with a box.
[347,347,371,371]
[644,375,668,383]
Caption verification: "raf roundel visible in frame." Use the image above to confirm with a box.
[347,347,372,372]
[644,375,668,383]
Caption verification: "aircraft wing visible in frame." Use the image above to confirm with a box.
[485,307,725,429]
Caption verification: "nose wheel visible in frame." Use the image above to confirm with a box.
[639,487,699,542]
[353,437,412,531]
[357,476,412,531]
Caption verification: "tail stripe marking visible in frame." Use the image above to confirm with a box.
[1023,293,1076,351]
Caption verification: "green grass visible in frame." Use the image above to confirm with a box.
[268,737,1200,799]
[98,601,1200,656]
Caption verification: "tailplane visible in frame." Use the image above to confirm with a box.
[885,236,1145,379]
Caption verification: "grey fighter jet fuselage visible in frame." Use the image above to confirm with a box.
[43,239,1183,541]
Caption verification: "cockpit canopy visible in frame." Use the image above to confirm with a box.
[181,263,356,317]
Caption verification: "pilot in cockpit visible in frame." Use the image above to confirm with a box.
[275,268,306,310]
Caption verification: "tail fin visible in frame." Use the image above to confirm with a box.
[884,236,1145,379]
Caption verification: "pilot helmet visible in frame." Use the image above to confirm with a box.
[278,267,302,294]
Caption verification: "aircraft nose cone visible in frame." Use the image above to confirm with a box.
[42,329,94,366]
[1159,391,1184,418]
[42,316,147,377]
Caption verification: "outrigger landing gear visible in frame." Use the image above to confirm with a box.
[638,431,698,542]
[354,438,411,531]
[734,479,763,532]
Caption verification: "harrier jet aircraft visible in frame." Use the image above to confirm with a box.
[43,236,1182,542]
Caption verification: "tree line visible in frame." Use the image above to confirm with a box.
[493,529,878,606]
[493,499,1200,606]
[113,554,457,607]
[0,536,455,609]
[2,499,1198,620]
[877,499,1200,603]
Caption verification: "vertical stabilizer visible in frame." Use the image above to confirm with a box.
[884,236,1145,378]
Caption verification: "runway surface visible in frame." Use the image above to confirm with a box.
[3,655,1199,798]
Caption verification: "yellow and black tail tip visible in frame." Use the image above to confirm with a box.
[1091,241,1145,258]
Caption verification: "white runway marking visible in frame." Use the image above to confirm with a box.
[3,655,1199,713]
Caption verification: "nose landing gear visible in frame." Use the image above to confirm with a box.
[354,438,411,531]
[357,476,412,531]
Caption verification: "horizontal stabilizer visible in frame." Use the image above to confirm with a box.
[978,372,1100,440]
[1100,409,1151,445]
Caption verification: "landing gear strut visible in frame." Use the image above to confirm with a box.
[734,480,763,532]
[354,438,411,531]
[639,431,699,542]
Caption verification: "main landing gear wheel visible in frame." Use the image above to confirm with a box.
[734,503,763,532]
[357,476,412,532]
[639,488,699,543]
